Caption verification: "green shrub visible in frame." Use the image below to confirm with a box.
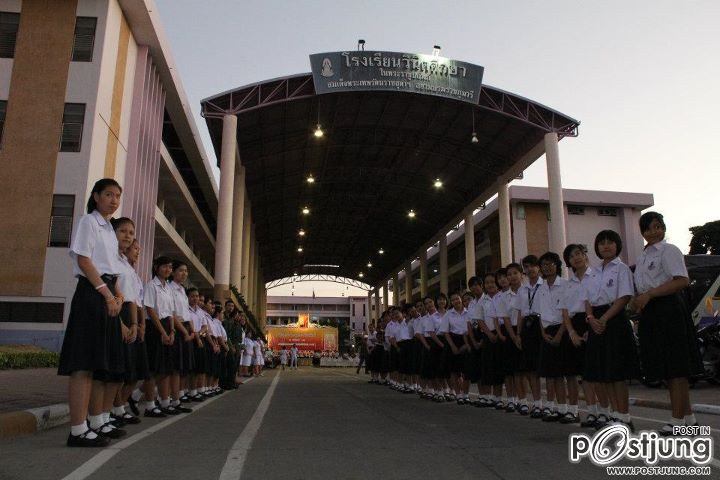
[0,345,59,370]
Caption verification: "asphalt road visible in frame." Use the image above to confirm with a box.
[1,368,719,480]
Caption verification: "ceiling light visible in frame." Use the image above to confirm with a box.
[471,132,479,144]
[358,272,364,278]
[298,229,306,236]
[306,174,315,184]
[433,178,443,188]
[302,206,310,215]
[367,262,372,268]
[378,248,384,255]
[297,246,303,253]
[293,272,298,276]
[408,209,416,219]
[313,124,324,138]
[432,45,441,57]
[433,268,438,273]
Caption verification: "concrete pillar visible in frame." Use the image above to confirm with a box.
[439,235,448,294]
[367,291,373,325]
[240,197,252,297]
[213,114,237,301]
[545,132,567,255]
[392,273,399,306]
[464,212,476,286]
[382,282,389,311]
[498,179,513,266]
[229,165,246,288]
[404,261,412,304]
[247,226,255,309]
[374,289,381,324]
[419,250,428,298]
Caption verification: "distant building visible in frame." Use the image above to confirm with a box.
[266,295,372,335]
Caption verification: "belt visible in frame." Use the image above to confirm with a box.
[100,274,118,284]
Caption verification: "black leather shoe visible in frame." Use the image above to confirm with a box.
[95,423,127,439]
[67,431,111,448]
[144,407,167,418]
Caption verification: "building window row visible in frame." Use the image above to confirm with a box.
[48,194,75,247]
[0,13,96,61]
[0,101,85,151]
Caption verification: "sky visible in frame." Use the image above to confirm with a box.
[155,0,720,298]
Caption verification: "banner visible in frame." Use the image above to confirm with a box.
[266,326,338,351]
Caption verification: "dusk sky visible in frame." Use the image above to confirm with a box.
[155,0,720,298]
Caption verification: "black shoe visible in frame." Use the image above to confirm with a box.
[539,408,553,421]
[179,395,191,403]
[518,404,530,416]
[580,414,597,428]
[95,423,127,439]
[67,431,110,448]
[494,401,506,410]
[505,402,516,413]
[121,413,141,425]
[542,411,561,423]
[190,395,205,402]
[144,407,167,418]
[127,397,140,416]
[161,406,182,416]
[559,412,579,424]
[174,405,193,413]
[593,414,610,430]
[530,407,543,418]
[109,413,126,428]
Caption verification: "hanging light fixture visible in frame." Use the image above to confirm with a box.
[314,101,324,138]
[471,108,479,144]
[298,228,306,237]
[408,209,416,219]
[367,261,372,268]
[433,178,443,188]
[378,248,384,255]
[306,174,315,184]
[302,206,310,215]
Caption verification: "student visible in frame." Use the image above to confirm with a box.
[465,277,485,406]
[169,261,194,411]
[536,252,571,423]
[434,293,451,399]
[441,292,471,404]
[186,287,208,401]
[240,332,255,376]
[584,230,638,431]
[561,244,600,427]
[396,305,414,393]
[211,303,230,389]
[385,308,401,390]
[419,297,444,401]
[253,336,264,376]
[513,255,544,418]
[502,263,530,415]
[109,219,142,427]
[290,343,299,369]
[633,212,702,435]
[492,268,518,412]
[411,300,426,393]
[143,256,178,417]
[475,273,504,408]
[58,179,124,447]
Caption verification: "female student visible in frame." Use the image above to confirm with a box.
[633,212,702,435]
[584,230,638,431]
[441,292,471,404]
[186,287,209,401]
[109,219,142,427]
[500,265,524,414]
[169,261,194,412]
[434,293,452,400]
[475,273,504,408]
[536,252,573,424]
[421,296,446,402]
[493,268,518,412]
[513,255,544,418]
[561,244,600,428]
[59,178,124,447]
[143,256,179,416]
[465,277,485,407]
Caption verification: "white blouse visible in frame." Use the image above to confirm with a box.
[70,211,123,277]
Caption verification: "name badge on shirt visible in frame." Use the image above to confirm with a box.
[648,261,655,271]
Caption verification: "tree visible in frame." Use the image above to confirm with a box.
[689,220,720,255]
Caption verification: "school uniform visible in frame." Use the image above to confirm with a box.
[170,282,193,376]
[466,297,484,384]
[200,310,216,375]
[634,241,702,381]
[366,332,377,372]
[536,277,568,379]
[513,279,544,373]
[479,295,504,386]
[385,320,400,372]
[240,336,255,368]
[396,319,414,375]
[253,340,264,366]
[497,289,522,376]
[116,255,145,382]
[409,316,424,376]
[214,319,229,379]
[439,308,469,375]
[559,268,597,377]
[59,211,125,379]
[419,313,439,380]
[584,258,639,382]
[143,276,176,376]
[188,306,208,375]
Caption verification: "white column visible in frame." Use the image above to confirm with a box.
[392,273,399,306]
[439,235,448,294]
[419,250,428,298]
[382,282,389,311]
[213,114,237,301]
[247,226,255,309]
[229,165,246,288]
[545,132,567,254]
[497,179,512,266]
[240,197,252,297]
[374,289,381,323]
[404,261,412,304]
[464,212,476,286]
[367,291,373,325]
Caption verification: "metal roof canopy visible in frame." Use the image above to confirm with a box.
[201,73,579,287]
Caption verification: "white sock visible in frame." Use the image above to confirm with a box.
[684,414,697,425]
[588,404,598,416]
[617,412,631,423]
[670,416,683,426]
[71,423,89,436]
[112,406,125,416]
[171,399,180,407]
[558,404,568,414]
[190,389,198,396]
[88,414,104,430]
[569,404,578,415]
[143,401,156,411]
[599,406,609,417]
[160,398,170,408]
[179,389,186,397]
[103,412,112,425]
[533,400,541,408]
[131,389,143,402]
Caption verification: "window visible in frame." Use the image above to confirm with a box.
[71,17,96,62]
[598,207,618,217]
[0,12,20,58]
[352,322,355,329]
[362,304,366,316]
[362,322,366,330]
[48,195,74,247]
[568,205,585,215]
[0,99,6,145]
[352,303,355,316]
[515,203,526,220]
[0,301,64,323]
[60,103,85,151]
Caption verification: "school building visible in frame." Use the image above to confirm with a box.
[0,0,218,351]
[265,295,370,335]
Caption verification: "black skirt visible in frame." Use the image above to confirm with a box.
[58,276,125,379]
[118,302,138,382]
[446,333,466,375]
[412,338,424,376]
[192,337,207,374]
[202,336,215,375]
[638,294,703,381]
[563,312,588,376]
[378,346,389,374]
[517,314,542,373]
[170,326,184,374]
[539,324,564,378]
[398,340,413,375]
[134,334,150,381]
[420,340,435,379]
[179,321,195,375]
[584,305,639,382]
[146,317,174,376]
[389,344,399,372]
[466,327,483,383]
[480,331,504,386]
[500,324,521,376]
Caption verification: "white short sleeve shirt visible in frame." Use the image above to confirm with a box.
[116,255,142,306]
[188,305,207,332]
[591,258,634,306]
[70,211,123,277]
[634,240,688,294]
[561,268,597,314]
[514,278,544,317]
[170,282,190,322]
[536,277,568,327]
[143,277,176,319]
[445,308,470,335]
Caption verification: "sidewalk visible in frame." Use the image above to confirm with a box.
[0,368,65,414]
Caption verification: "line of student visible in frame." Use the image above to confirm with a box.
[58,178,252,448]
[365,214,703,436]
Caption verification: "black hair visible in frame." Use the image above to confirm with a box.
[186,287,199,295]
[435,292,448,305]
[422,295,434,304]
[172,260,188,271]
[467,276,480,287]
[495,268,508,284]
[538,251,563,276]
[86,178,122,214]
[225,299,234,305]
[448,291,462,301]
[563,243,588,270]
[483,271,496,282]
[506,262,523,274]
[462,291,474,300]
[594,230,623,258]
[521,254,539,266]
[152,255,174,278]
[639,211,666,233]
[110,217,134,231]
[402,303,414,314]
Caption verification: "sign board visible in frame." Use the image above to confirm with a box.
[310,51,484,105]
[266,325,338,352]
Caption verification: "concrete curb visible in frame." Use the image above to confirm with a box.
[0,403,68,439]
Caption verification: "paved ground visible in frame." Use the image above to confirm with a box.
[1,368,719,479]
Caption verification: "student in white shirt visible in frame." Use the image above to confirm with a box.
[279,346,288,370]
[58,179,124,448]
[421,297,446,402]
[476,273,504,407]
[290,344,299,369]
[498,266,524,414]
[186,287,209,401]
[442,292,471,404]
[465,277,485,405]
[168,261,193,412]
[633,212,702,435]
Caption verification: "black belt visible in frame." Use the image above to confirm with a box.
[100,274,118,284]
